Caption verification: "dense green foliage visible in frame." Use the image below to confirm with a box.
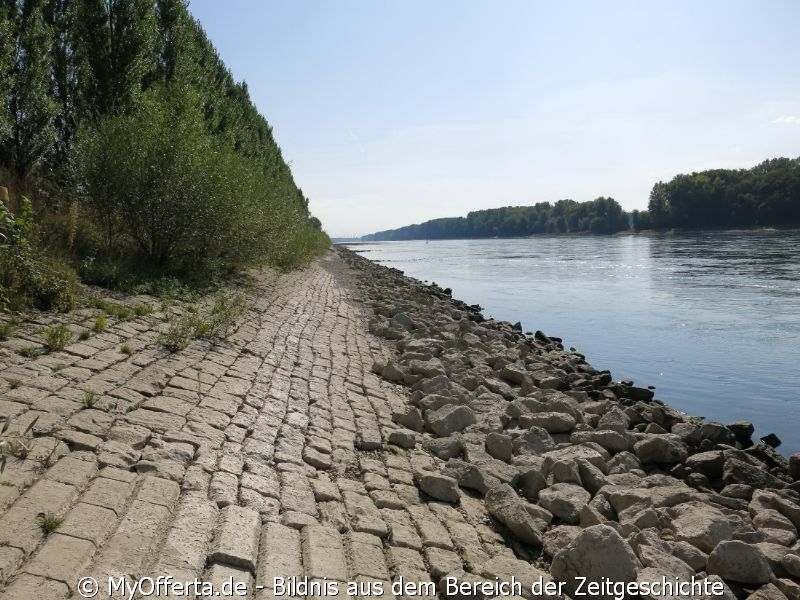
[647,158,800,229]
[1,0,328,307]
[0,197,78,311]
[363,197,630,241]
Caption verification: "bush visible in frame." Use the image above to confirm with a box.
[75,86,330,277]
[0,197,79,311]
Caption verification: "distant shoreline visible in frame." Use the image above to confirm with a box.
[337,225,793,244]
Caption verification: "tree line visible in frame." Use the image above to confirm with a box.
[1,0,328,309]
[363,197,629,241]
[363,157,800,241]
[645,157,800,229]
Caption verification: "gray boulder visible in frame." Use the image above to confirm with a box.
[686,450,726,479]
[392,406,424,432]
[426,405,476,436]
[570,429,633,453]
[485,484,543,546]
[538,483,591,524]
[670,501,733,553]
[443,459,500,495]
[597,407,629,433]
[634,434,688,465]
[551,525,639,600]
[485,432,513,462]
[707,540,772,585]
[724,458,786,489]
[518,466,547,501]
[513,427,555,455]
[521,412,576,433]
[417,472,460,503]
[790,453,800,481]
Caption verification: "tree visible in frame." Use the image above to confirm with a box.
[1,0,58,185]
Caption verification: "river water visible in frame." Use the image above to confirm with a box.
[347,231,800,455]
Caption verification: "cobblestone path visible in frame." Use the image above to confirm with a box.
[0,252,513,599]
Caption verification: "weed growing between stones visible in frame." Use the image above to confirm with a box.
[121,343,132,355]
[159,291,248,352]
[93,314,106,333]
[19,346,40,358]
[0,415,39,472]
[79,329,91,340]
[82,391,96,409]
[38,512,62,535]
[42,322,72,350]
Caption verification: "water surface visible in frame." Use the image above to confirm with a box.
[349,231,800,455]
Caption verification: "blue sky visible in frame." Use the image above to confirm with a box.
[189,1,800,237]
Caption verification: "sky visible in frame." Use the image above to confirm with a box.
[188,1,800,238]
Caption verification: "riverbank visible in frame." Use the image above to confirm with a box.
[0,247,798,599]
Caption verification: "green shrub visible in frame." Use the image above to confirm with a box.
[93,314,106,333]
[0,198,79,312]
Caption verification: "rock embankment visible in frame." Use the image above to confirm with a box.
[339,246,800,600]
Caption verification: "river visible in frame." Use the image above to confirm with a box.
[347,230,800,455]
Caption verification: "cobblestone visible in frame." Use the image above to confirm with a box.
[0,251,583,596]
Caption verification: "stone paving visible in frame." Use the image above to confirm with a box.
[0,250,510,599]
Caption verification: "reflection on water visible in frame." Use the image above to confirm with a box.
[348,231,800,455]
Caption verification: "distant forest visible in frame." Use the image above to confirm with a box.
[362,157,800,241]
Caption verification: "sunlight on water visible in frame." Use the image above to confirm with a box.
[350,231,800,455]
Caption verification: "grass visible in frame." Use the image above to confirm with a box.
[87,298,152,321]
[134,304,153,316]
[51,363,66,372]
[19,346,41,359]
[158,291,247,352]
[81,391,96,409]
[93,314,106,333]
[42,323,72,351]
[121,343,132,355]
[79,329,91,340]
[38,512,63,534]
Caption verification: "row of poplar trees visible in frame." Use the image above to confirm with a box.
[0,0,328,278]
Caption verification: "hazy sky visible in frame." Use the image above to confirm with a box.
[189,1,800,237]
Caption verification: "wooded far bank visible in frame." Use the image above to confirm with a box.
[362,157,800,241]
